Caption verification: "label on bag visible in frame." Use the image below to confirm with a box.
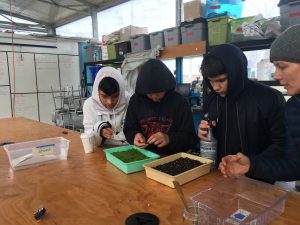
[32,144,54,156]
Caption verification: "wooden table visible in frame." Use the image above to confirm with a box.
[0,117,299,225]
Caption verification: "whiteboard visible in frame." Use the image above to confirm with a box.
[7,52,37,93]
[0,52,9,85]
[38,93,55,124]
[11,93,39,120]
[36,54,60,92]
[59,55,81,90]
[0,86,12,118]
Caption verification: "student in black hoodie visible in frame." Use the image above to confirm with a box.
[219,25,300,181]
[124,59,198,155]
[198,44,286,183]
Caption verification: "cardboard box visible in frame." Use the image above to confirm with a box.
[120,25,148,41]
[184,0,201,22]
[143,152,212,188]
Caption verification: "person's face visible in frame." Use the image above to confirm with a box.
[98,90,119,109]
[146,91,166,102]
[208,74,228,97]
[273,61,300,96]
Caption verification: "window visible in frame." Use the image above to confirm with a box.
[182,56,203,83]
[56,16,92,38]
[98,0,176,40]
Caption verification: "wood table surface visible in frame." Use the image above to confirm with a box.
[0,117,299,225]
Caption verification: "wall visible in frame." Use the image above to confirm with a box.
[0,33,81,124]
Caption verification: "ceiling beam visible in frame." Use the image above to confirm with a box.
[36,0,87,13]
[96,0,131,11]
[74,0,98,7]
[0,9,50,25]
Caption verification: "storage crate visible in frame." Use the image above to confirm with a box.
[163,27,181,46]
[206,0,244,18]
[85,44,102,62]
[181,18,208,44]
[189,176,289,225]
[129,34,151,53]
[120,25,148,42]
[143,152,212,188]
[279,0,300,31]
[207,15,232,45]
[115,41,131,58]
[149,31,164,49]
[104,145,160,174]
[184,0,201,22]
[230,16,254,42]
[3,137,70,170]
[107,44,117,60]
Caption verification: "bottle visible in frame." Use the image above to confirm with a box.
[200,117,218,170]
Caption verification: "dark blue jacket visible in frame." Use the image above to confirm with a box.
[248,94,300,181]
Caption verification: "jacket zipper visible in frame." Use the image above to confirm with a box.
[236,103,244,153]
[224,97,228,155]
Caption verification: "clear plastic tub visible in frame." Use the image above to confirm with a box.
[3,137,70,170]
[189,177,289,225]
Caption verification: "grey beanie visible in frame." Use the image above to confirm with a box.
[270,24,300,63]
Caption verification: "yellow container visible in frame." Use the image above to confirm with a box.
[143,152,212,188]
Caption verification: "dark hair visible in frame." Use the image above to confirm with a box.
[98,77,119,96]
[200,56,226,78]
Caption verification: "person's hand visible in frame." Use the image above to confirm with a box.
[134,133,148,148]
[147,132,169,148]
[101,127,113,139]
[219,153,250,178]
[198,120,216,141]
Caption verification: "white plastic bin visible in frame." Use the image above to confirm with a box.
[3,137,70,170]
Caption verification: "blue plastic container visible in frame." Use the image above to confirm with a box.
[88,65,101,83]
[206,0,244,18]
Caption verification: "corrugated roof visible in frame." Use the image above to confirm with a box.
[0,0,129,33]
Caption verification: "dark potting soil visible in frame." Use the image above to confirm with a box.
[153,157,203,176]
[111,149,149,163]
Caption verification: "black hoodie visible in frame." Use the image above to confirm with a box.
[124,59,198,154]
[203,44,286,183]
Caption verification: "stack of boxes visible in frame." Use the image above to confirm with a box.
[85,0,298,62]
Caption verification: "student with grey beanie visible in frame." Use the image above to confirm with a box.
[219,24,300,181]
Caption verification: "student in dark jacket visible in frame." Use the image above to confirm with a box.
[198,44,286,183]
[124,59,198,155]
[219,25,300,181]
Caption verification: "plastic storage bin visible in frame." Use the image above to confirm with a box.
[3,137,70,170]
[163,27,181,46]
[206,0,245,18]
[143,152,212,188]
[230,16,254,42]
[149,31,164,49]
[189,177,289,225]
[279,0,300,31]
[207,15,232,45]
[85,44,102,62]
[129,34,151,53]
[115,41,131,58]
[107,44,117,59]
[104,145,160,174]
[181,18,208,44]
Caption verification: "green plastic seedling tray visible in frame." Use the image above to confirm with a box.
[104,145,160,174]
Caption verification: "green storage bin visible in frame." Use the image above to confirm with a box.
[230,16,254,42]
[207,15,232,46]
[104,145,160,174]
[107,44,116,60]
